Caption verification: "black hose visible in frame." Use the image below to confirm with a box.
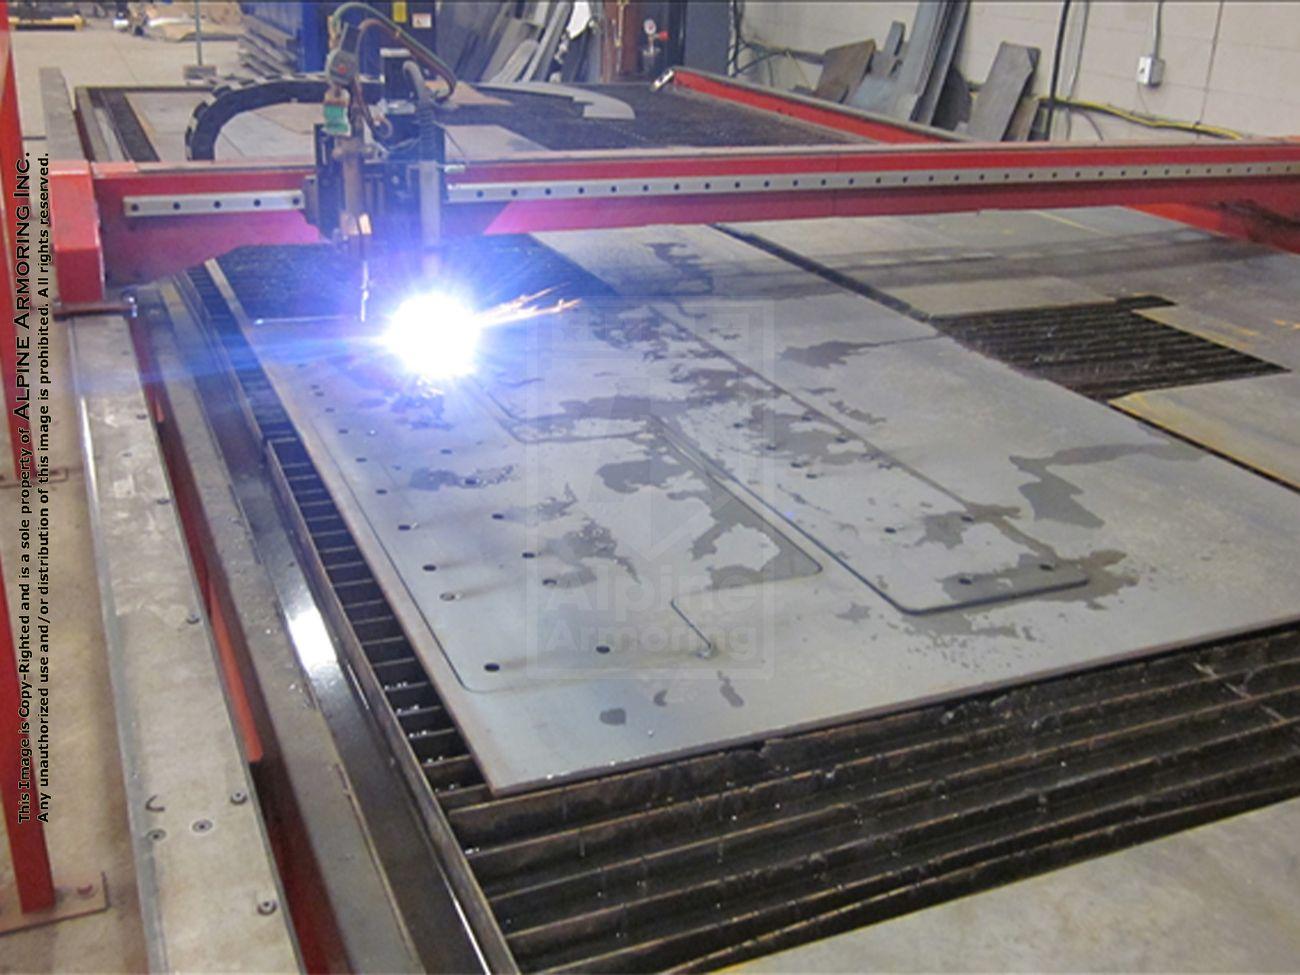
[730,0,746,74]
[1044,0,1073,141]
[403,59,442,163]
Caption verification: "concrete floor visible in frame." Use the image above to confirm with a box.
[3,16,1300,975]
[11,21,240,141]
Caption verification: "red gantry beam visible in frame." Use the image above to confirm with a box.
[62,136,1300,294]
[442,138,1300,237]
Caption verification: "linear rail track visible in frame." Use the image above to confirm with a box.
[183,257,1300,973]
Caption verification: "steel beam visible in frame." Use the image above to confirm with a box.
[71,314,300,971]
[49,134,1300,295]
[443,139,1300,236]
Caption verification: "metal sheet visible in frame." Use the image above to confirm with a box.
[125,90,203,159]
[737,208,1300,351]
[1112,373,1300,489]
[243,225,1300,794]
[912,0,968,126]
[725,214,1113,315]
[478,311,1083,613]
[445,124,548,161]
[476,81,634,119]
[814,41,875,104]
[848,20,905,112]
[967,42,1038,142]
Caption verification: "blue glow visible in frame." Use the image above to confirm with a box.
[382,292,482,380]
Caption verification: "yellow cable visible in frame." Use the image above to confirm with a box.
[1057,97,1247,140]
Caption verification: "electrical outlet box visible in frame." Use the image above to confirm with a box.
[1137,55,1165,87]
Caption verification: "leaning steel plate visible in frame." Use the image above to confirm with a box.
[239,225,1300,794]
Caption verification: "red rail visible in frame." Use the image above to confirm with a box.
[442,137,1300,236]
[669,68,953,145]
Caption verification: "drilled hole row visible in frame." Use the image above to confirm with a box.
[461,161,1295,202]
[128,195,302,214]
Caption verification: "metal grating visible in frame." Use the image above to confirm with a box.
[929,296,1288,402]
[185,262,1300,973]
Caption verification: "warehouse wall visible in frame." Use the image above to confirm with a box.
[736,1,1300,139]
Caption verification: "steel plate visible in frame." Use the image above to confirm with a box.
[237,224,1300,794]
[1113,373,1300,489]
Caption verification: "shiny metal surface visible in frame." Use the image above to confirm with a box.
[232,221,1300,795]
[123,189,305,217]
[446,160,1300,204]
[71,314,300,972]
[733,206,1300,485]
[182,265,517,973]
[147,281,489,974]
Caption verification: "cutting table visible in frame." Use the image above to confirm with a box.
[16,27,1300,972]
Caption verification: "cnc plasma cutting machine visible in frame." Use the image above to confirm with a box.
[8,3,1300,970]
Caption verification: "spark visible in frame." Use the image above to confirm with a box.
[381,288,580,380]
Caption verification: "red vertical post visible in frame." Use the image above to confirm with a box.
[0,2,30,477]
[0,1,55,913]
[0,543,55,913]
